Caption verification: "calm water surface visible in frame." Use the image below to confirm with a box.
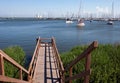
[0,19,120,61]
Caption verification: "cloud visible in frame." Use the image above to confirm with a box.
[96,6,109,14]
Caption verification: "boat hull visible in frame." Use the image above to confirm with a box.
[66,21,73,24]
[77,23,85,27]
[107,21,114,25]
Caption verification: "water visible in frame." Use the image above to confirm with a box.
[0,19,120,59]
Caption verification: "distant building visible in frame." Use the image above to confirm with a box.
[35,14,43,19]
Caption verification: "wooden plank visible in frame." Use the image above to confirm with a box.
[33,45,45,83]
[0,75,29,83]
[33,43,61,83]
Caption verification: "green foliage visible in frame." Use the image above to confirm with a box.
[3,46,25,78]
[60,44,120,83]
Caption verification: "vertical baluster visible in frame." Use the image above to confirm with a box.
[0,55,4,75]
[28,74,32,82]
[84,53,91,83]
[19,69,22,80]
[69,67,73,83]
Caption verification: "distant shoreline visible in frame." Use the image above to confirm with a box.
[0,17,120,21]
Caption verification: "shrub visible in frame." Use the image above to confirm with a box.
[3,46,25,78]
[60,44,120,83]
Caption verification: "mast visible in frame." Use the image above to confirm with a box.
[111,0,114,19]
[78,0,82,19]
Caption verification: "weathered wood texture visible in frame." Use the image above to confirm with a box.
[0,75,29,83]
[33,42,61,83]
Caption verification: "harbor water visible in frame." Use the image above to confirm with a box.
[0,19,120,61]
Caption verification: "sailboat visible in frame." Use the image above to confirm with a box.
[77,19,85,26]
[77,0,85,27]
[66,18,73,23]
[107,1,114,25]
[66,13,73,24]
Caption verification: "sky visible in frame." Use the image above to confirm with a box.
[0,0,120,17]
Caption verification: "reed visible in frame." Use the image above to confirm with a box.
[61,44,120,83]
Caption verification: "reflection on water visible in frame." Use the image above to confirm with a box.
[0,19,120,56]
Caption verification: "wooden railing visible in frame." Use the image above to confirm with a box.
[63,41,98,83]
[0,37,41,83]
[0,50,29,83]
[28,37,40,82]
[51,37,65,82]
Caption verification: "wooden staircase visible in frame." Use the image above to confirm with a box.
[0,37,98,83]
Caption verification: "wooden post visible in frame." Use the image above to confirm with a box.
[0,55,4,75]
[61,72,65,83]
[36,38,38,43]
[19,69,22,80]
[84,53,91,83]
[69,67,73,83]
[28,75,32,82]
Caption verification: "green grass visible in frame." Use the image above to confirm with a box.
[3,46,26,79]
[60,44,120,83]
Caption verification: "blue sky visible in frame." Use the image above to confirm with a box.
[0,0,120,17]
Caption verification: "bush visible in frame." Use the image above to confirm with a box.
[60,44,120,83]
[3,46,25,78]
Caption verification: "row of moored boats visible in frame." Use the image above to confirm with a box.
[66,18,114,27]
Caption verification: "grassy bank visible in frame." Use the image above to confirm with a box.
[3,46,26,79]
[60,44,120,83]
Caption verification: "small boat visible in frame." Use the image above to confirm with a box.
[107,21,113,25]
[90,20,92,22]
[107,19,114,25]
[66,18,73,24]
[107,1,114,25]
[77,0,85,27]
[77,19,85,27]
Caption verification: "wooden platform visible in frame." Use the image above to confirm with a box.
[33,43,60,83]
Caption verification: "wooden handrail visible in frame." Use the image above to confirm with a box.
[65,70,91,81]
[51,37,65,82]
[0,37,41,83]
[0,50,29,82]
[0,50,28,74]
[28,37,40,81]
[0,75,29,83]
[52,37,64,71]
[64,41,98,83]
[64,41,98,71]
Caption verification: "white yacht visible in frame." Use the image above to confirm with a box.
[77,19,85,27]
[77,0,85,27]
[66,18,73,24]
[107,1,114,25]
